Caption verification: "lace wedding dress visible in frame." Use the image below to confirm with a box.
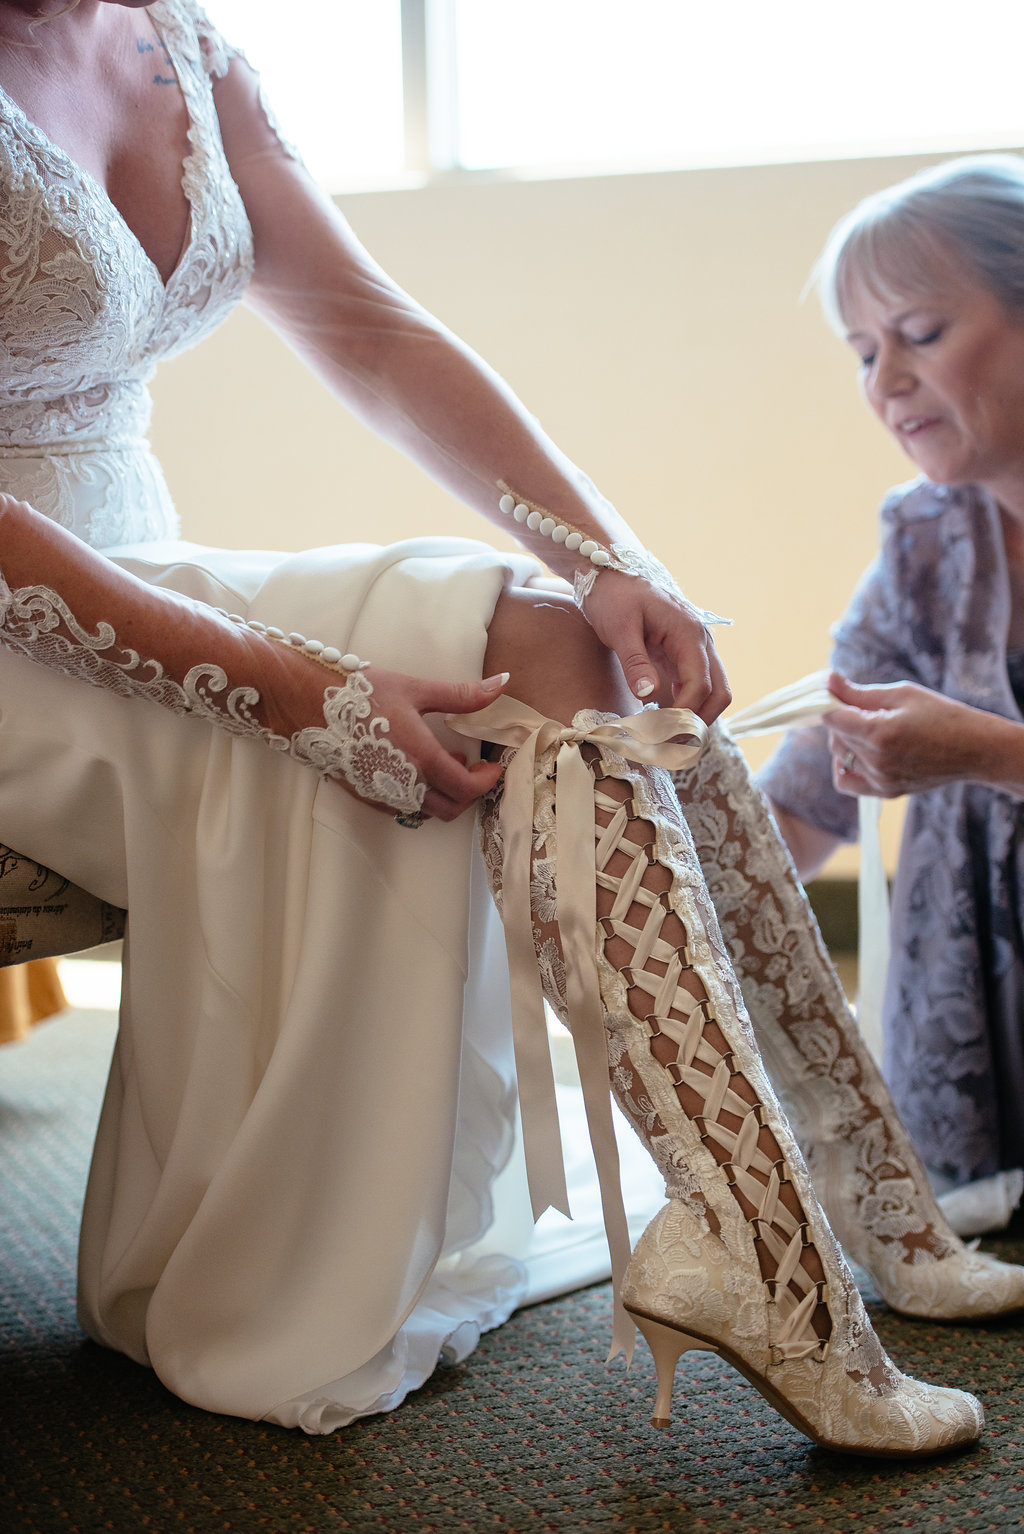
[0,0,542,1430]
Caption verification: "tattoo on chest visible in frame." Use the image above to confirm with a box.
[137,34,178,86]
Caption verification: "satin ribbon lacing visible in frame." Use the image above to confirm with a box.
[449,695,707,1360]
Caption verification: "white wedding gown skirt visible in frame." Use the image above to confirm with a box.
[0,533,556,1431]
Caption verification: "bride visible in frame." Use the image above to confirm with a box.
[0,0,1014,1452]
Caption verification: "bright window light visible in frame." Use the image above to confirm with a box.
[199,2,1024,190]
[201,1,405,189]
[59,958,122,1013]
[454,0,1024,173]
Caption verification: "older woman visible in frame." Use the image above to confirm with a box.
[762,154,1024,1198]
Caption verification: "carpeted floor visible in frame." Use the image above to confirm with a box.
[3,1009,1024,1534]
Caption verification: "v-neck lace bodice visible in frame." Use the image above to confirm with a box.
[0,0,253,547]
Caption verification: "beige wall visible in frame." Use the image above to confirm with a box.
[150,151,975,874]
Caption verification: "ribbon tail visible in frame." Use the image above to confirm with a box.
[726,671,838,738]
[498,734,571,1221]
[555,741,636,1363]
[449,696,719,1352]
[856,794,888,1062]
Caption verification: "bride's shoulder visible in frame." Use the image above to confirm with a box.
[160,0,238,78]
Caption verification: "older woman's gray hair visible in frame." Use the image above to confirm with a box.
[816,154,1024,331]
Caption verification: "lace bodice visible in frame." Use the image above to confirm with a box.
[0,0,253,548]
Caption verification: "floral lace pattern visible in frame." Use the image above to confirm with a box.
[674,723,958,1268]
[479,718,833,1364]
[478,720,985,1450]
[291,672,424,816]
[0,577,425,816]
[572,542,732,627]
[669,723,1024,1321]
[759,479,1024,1185]
[0,0,254,548]
[622,1200,983,1455]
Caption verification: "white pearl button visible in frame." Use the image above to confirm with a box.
[340,653,361,670]
[321,647,342,665]
[497,492,614,576]
[266,626,285,640]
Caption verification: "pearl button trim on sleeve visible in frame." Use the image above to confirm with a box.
[218,606,365,677]
[494,479,732,627]
[496,479,613,569]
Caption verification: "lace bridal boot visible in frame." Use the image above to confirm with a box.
[465,700,983,1458]
[671,724,1024,1322]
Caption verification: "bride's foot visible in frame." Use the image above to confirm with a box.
[623,1200,982,1457]
[473,703,984,1455]
[672,724,1024,1324]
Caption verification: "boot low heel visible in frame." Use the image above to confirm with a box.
[629,1310,719,1428]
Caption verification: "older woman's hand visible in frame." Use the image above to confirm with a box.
[580,568,732,724]
[825,671,1024,798]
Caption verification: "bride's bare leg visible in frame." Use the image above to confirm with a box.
[483,587,635,726]
[484,585,782,1181]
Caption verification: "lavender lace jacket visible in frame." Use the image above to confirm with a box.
[760,477,1024,1186]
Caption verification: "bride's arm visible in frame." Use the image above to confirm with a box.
[212,60,730,720]
[0,496,509,821]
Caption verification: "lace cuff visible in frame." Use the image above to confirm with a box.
[0,572,424,818]
[190,1,305,165]
[496,484,731,627]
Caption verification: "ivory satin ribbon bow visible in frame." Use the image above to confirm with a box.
[449,695,707,1360]
[728,671,889,1062]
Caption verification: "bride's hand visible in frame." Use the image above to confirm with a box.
[326,665,510,822]
[579,569,731,723]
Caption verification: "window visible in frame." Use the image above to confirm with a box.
[204,1,1024,191]
[452,1,1024,174]
[204,0,406,188]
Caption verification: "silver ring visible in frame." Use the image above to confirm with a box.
[394,810,427,830]
[840,750,857,774]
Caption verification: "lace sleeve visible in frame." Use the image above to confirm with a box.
[176,0,238,79]
[0,499,424,816]
[180,0,304,164]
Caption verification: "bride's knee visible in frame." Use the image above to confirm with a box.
[486,586,602,671]
[484,586,630,718]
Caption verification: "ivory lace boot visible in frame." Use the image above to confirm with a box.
[468,702,984,1456]
[671,723,1024,1322]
